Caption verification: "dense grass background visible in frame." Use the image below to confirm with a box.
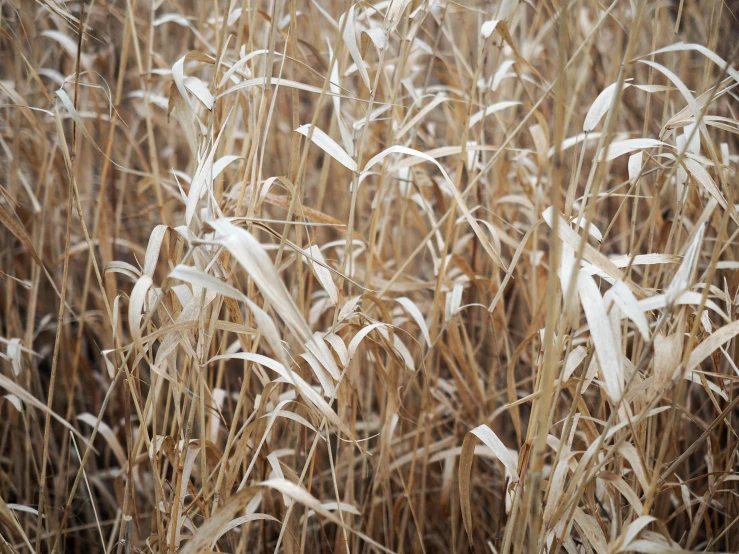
[1,0,739,552]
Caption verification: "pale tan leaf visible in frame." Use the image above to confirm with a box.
[653,333,683,390]
[584,82,629,133]
[179,488,257,554]
[363,146,506,270]
[77,413,127,469]
[604,281,651,340]
[563,346,588,381]
[208,219,313,344]
[6,338,21,376]
[396,297,430,347]
[612,515,656,553]
[469,424,518,480]
[211,514,280,547]
[577,271,623,402]
[306,245,339,305]
[598,138,669,162]
[40,30,93,68]
[296,124,357,172]
[347,323,387,360]
[128,275,154,358]
[385,0,411,33]
[3,394,22,413]
[481,19,502,40]
[648,42,739,85]
[682,158,729,213]
[209,352,353,439]
[686,319,739,373]
[542,207,644,297]
[341,5,370,89]
[468,101,520,128]
[573,508,608,554]
[665,224,704,307]
[260,479,392,553]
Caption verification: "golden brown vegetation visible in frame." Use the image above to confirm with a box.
[1,0,739,552]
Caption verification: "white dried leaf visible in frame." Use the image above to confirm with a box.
[468,101,520,127]
[598,138,669,161]
[347,323,386,360]
[153,13,190,26]
[209,219,313,344]
[396,297,430,347]
[577,271,623,402]
[628,152,643,183]
[481,19,500,39]
[446,283,464,322]
[492,60,515,91]
[385,0,412,33]
[326,40,354,157]
[296,124,357,172]
[584,82,629,132]
[211,353,352,439]
[683,158,728,211]
[604,281,650,340]
[306,245,338,305]
[469,424,519,482]
[6,339,21,376]
[183,76,214,110]
[341,5,371,89]
[363,146,506,270]
[665,223,704,307]
[3,394,22,413]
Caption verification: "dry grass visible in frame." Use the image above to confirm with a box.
[1,0,739,552]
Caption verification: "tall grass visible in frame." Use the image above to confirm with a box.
[1,0,739,552]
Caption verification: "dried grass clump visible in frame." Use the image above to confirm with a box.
[1,0,739,552]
